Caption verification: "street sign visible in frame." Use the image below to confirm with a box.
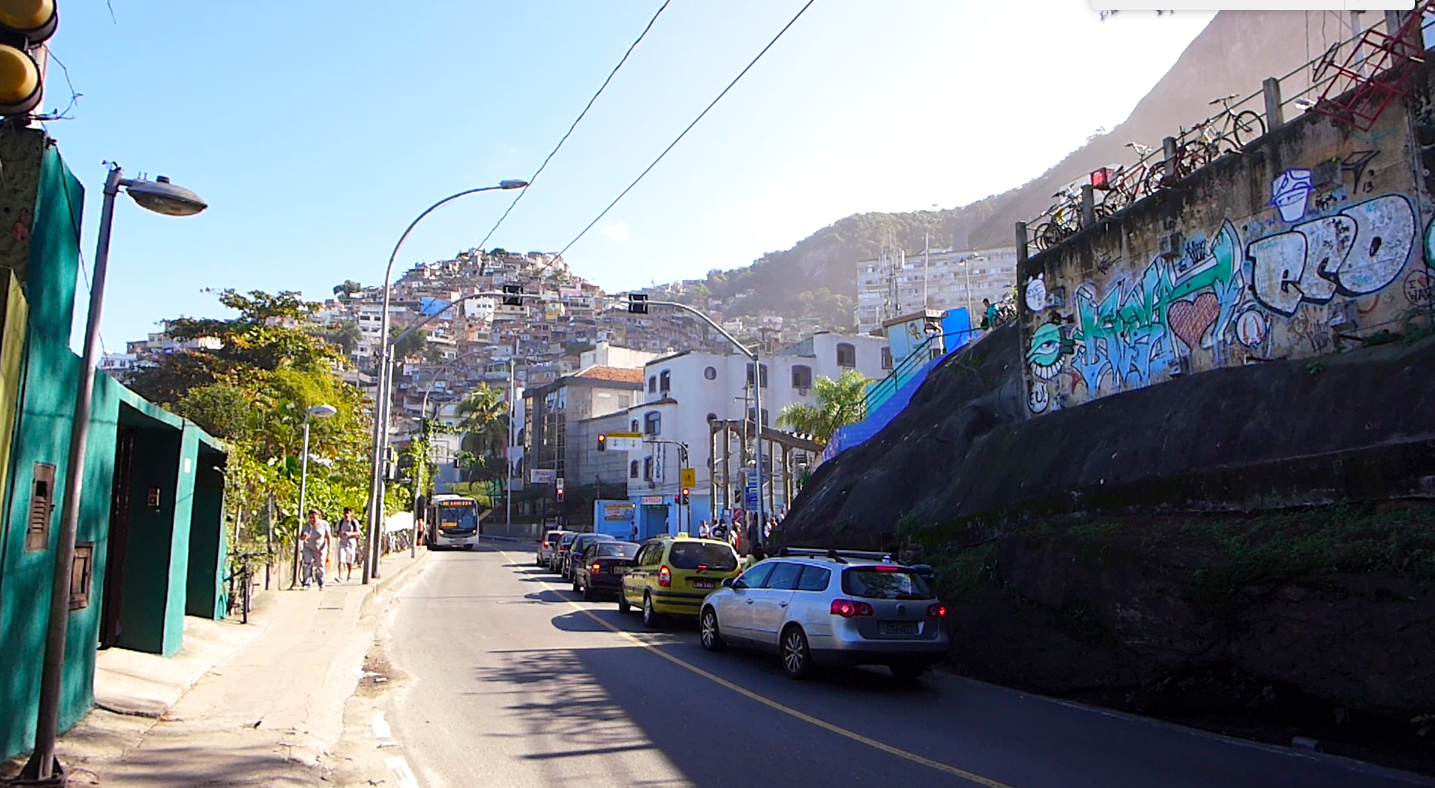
[530,469,556,484]
[607,436,643,452]
[640,495,665,505]
[744,489,759,509]
[679,468,696,488]
[556,477,565,490]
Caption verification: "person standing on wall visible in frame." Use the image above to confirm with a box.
[982,298,997,330]
[335,507,362,583]
[299,509,332,590]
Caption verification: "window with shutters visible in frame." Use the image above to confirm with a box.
[791,365,812,389]
[837,342,857,367]
[70,542,94,610]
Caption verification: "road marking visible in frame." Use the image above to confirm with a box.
[386,755,420,788]
[372,711,393,740]
[499,550,1017,788]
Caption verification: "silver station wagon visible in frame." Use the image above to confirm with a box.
[698,548,948,680]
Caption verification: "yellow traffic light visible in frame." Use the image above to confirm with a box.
[0,0,57,36]
[0,0,55,118]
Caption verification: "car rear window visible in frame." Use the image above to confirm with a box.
[842,567,933,600]
[559,533,579,546]
[596,543,638,558]
[545,531,564,542]
[667,542,738,571]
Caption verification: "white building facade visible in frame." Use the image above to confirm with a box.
[856,246,1018,335]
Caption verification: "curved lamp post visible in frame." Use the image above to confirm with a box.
[291,403,338,587]
[25,165,207,782]
[363,179,526,585]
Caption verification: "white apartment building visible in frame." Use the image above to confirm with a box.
[611,332,886,536]
[856,246,1018,334]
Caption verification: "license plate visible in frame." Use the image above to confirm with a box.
[880,621,918,636]
[691,579,715,590]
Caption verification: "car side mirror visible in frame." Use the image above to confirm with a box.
[724,578,743,589]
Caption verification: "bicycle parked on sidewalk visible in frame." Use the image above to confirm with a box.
[226,551,264,624]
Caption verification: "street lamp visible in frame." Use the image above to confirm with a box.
[363,180,527,585]
[291,403,338,588]
[24,164,207,783]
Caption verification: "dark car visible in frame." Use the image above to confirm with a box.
[573,541,640,600]
[563,533,615,581]
[550,532,581,572]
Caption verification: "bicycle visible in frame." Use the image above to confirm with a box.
[225,551,263,624]
[1208,93,1266,152]
[1102,142,1160,209]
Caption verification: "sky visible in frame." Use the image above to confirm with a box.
[46,1,1215,351]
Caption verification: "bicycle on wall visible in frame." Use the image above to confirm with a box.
[1033,184,1118,251]
[1144,95,1266,195]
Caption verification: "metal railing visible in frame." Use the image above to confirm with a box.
[864,327,981,411]
[1025,10,1424,251]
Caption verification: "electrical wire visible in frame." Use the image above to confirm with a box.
[557,0,816,259]
[476,0,673,254]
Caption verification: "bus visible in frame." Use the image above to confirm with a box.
[426,494,481,550]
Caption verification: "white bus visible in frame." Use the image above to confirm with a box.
[426,494,480,550]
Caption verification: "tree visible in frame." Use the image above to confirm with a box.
[323,320,362,356]
[776,369,870,446]
[454,387,509,482]
[390,325,429,362]
[332,280,363,299]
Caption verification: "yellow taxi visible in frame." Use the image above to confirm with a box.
[619,534,742,627]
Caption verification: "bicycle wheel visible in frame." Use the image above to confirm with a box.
[1032,222,1053,251]
[1039,221,1066,250]
[1229,110,1265,149]
[1143,165,1167,197]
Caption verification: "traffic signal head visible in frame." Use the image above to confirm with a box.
[627,293,648,314]
[597,434,607,452]
[680,488,690,505]
[556,488,565,503]
[0,0,57,119]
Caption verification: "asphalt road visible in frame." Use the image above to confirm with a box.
[381,544,1433,788]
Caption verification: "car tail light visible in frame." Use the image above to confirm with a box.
[592,562,601,574]
[659,566,671,587]
[872,566,899,572]
[696,564,708,571]
[927,603,947,618]
[542,541,550,548]
[830,599,874,618]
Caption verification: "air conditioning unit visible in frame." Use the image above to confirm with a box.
[796,387,810,396]
[1158,231,1184,261]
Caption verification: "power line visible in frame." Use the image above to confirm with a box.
[558,0,816,259]
[476,0,673,253]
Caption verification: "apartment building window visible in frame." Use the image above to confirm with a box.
[643,456,653,481]
[747,407,769,427]
[704,366,716,380]
[631,419,640,433]
[648,375,657,394]
[836,342,856,368]
[881,346,893,370]
[644,411,661,436]
[630,460,639,479]
[659,370,671,393]
[791,365,812,390]
[745,362,769,388]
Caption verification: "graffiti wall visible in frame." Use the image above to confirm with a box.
[1019,84,1435,417]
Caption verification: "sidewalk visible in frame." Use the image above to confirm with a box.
[2,549,429,788]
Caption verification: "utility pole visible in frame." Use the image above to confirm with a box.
[507,354,515,529]
[923,230,930,309]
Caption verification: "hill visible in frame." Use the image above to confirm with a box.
[684,11,1341,327]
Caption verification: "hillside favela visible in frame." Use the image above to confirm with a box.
[1,4,1434,788]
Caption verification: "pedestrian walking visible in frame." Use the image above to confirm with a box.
[335,507,361,583]
[629,523,639,542]
[713,519,727,541]
[299,509,332,590]
[698,520,711,539]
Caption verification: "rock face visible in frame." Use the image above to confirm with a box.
[950,529,1435,716]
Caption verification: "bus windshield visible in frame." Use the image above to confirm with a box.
[437,501,477,530]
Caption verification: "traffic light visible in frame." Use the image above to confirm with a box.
[0,0,58,119]
[556,487,565,503]
[627,293,648,314]
[502,284,524,306]
[597,433,607,452]
[680,488,690,506]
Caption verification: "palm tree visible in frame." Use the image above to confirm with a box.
[454,387,508,479]
[776,369,870,446]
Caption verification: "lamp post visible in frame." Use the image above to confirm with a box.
[619,297,765,548]
[291,404,337,588]
[362,179,528,585]
[24,164,207,783]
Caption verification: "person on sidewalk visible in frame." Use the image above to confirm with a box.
[698,520,710,539]
[299,509,332,590]
[335,507,362,583]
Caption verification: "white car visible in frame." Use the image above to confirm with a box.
[698,549,948,680]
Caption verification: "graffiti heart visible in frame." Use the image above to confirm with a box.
[1247,194,1415,317]
[1168,292,1221,350]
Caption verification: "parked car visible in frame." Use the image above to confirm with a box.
[549,532,581,572]
[536,530,569,568]
[573,540,640,600]
[563,533,615,581]
[619,536,743,627]
[698,549,948,681]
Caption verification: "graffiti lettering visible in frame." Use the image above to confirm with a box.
[1404,269,1434,307]
[1247,194,1414,317]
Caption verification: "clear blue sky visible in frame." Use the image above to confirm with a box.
[49,1,1214,350]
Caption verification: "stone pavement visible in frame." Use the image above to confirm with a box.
[2,549,429,788]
